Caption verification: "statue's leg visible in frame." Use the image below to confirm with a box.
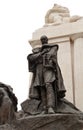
[40,86,47,113]
[46,83,55,114]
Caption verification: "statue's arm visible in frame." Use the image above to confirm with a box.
[27,52,42,72]
[50,46,58,64]
[27,52,41,62]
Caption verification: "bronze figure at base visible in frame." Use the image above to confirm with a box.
[26,35,66,115]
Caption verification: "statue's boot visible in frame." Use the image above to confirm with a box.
[41,110,47,115]
[48,107,55,114]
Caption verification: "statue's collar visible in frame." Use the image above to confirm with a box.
[32,43,58,53]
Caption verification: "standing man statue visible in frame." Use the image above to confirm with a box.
[27,35,66,114]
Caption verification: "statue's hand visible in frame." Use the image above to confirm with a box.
[51,56,57,64]
[41,49,49,55]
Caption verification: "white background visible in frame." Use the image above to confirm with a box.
[0,0,83,109]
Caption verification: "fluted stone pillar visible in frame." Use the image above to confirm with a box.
[57,38,73,103]
[73,38,83,110]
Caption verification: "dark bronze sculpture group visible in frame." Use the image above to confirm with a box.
[0,35,82,129]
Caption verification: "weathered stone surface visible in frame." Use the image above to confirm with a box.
[45,4,83,26]
[0,124,14,130]
[74,38,83,110]
[0,114,83,130]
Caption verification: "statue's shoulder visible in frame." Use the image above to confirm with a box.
[27,47,41,59]
[48,44,59,51]
[32,47,41,53]
[42,43,58,50]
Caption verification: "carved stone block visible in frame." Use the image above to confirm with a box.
[0,114,83,130]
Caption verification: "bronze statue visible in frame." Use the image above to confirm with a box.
[27,35,66,114]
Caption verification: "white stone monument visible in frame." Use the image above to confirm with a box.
[29,4,83,111]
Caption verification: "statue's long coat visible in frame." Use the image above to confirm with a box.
[27,44,66,100]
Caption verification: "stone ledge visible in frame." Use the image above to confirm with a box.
[0,114,83,130]
[32,20,83,40]
[29,36,69,48]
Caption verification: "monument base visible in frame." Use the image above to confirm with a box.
[0,113,83,130]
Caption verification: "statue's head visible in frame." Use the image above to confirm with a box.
[40,35,48,45]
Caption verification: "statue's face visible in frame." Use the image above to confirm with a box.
[41,38,48,44]
[40,35,48,45]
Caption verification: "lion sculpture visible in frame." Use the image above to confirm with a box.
[0,82,18,125]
